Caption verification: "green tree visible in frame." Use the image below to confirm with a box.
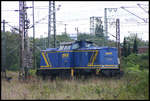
[127,43,131,56]
[52,34,74,48]
[122,37,128,57]
[126,33,148,47]
[1,31,20,71]
[133,36,138,54]
[77,33,93,41]
[95,24,104,37]
[94,17,104,37]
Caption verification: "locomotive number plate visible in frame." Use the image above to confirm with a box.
[62,53,69,58]
[105,52,112,55]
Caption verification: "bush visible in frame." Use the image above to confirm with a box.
[122,53,149,70]
[29,69,37,76]
[121,52,149,99]
[125,69,149,99]
[8,64,19,71]
[138,53,149,69]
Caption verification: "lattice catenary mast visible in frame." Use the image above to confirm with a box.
[48,1,56,48]
[19,1,32,80]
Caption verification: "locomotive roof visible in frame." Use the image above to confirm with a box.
[60,40,93,45]
[60,41,75,45]
[42,46,117,52]
[42,40,117,52]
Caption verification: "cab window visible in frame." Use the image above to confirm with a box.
[72,43,80,50]
[64,45,71,50]
[85,43,93,48]
[59,45,64,50]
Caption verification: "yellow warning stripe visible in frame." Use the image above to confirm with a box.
[40,65,50,67]
[88,50,99,66]
[45,53,52,67]
[91,50,98,65]
[39,66,119,69]
[41,52,50,67]
[88,51,96,66]
[103,65,116,66]
[40,65,118,68]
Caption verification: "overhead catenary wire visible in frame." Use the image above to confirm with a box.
[2,2,148,40]
[137,3,148,13]
[2,3,147,23]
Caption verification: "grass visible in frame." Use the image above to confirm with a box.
[1,70,149,100]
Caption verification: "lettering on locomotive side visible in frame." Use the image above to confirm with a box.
[105,52,112,55]
[62,53,69,58]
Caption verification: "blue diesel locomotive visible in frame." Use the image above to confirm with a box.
[36,40,122,78]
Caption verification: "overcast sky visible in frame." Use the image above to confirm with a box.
[1,1,149,42]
